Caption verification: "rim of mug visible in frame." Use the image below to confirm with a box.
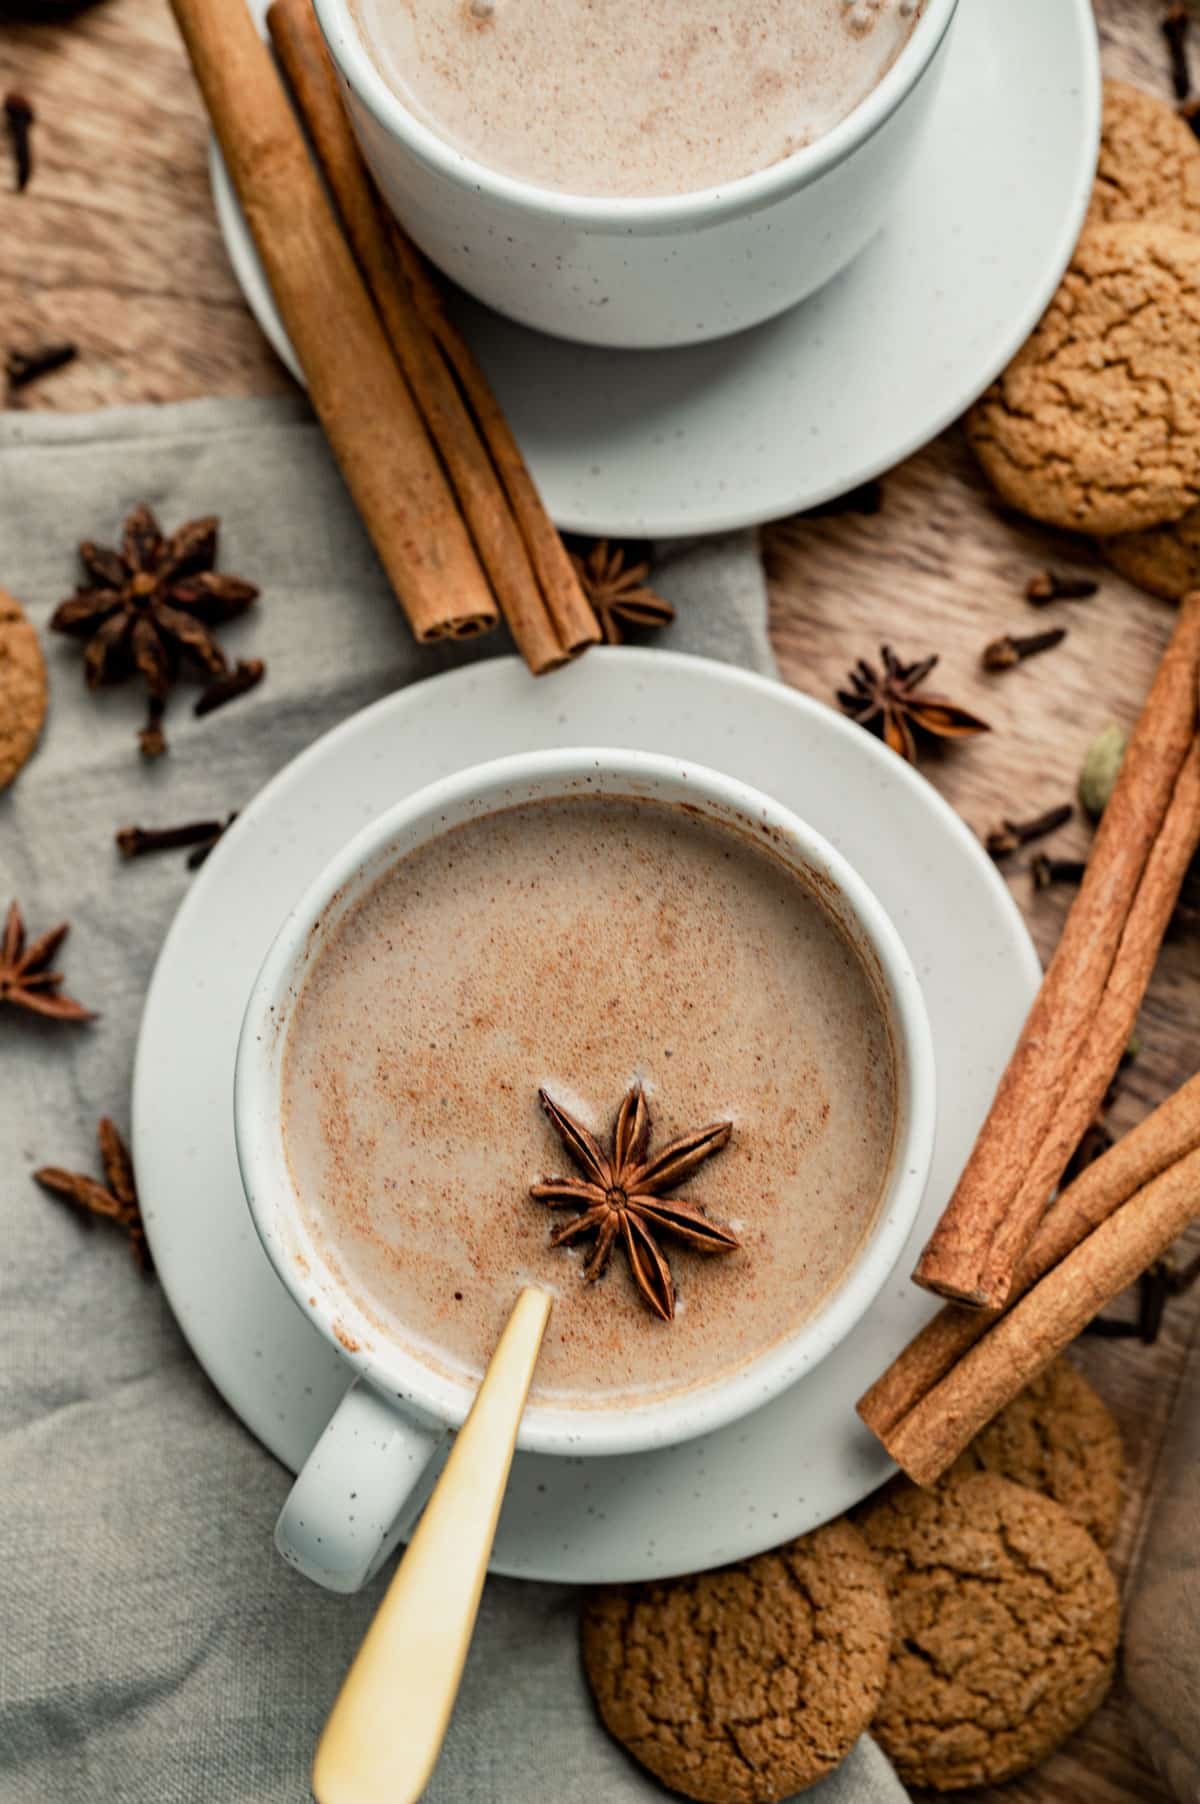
[234,747,937,1458]
[311,0,959,235]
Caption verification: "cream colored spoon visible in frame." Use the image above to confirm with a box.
[312,1286,553,1804]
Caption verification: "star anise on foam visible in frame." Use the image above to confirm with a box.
[531,1085,737,1322]
[569,541,675,646]
[50,503,258,751]
[35,1117,150,1272]
[0,900,95,1022]
[837,645,990,764]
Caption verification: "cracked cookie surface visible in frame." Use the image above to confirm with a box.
[1085,80,1200,235]
[949,1357,1124,1548]
[1102,500,1200,599]
[581,1518,891,1803]
[859,1472,1118,1791]
[965,223,1200,535]
[0,587,47,790]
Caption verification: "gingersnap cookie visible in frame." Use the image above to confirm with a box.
[1101,500,1200,599]
[0,586,47,790]
[965,223,1200,536]
[950,1357,1124,1548]
[859,1472,1119,1791]
[1084,80,1200,235]
[581,1519,892,1803]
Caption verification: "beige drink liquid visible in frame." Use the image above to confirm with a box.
[282,796,896,1407]
[352,0,924,196]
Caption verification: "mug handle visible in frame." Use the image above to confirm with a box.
[276,1377,446,1594]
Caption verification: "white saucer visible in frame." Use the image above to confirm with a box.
[133,651,1039,1583]
[209,0,1098,538]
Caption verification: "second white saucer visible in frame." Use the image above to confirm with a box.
[211,0,1098,536]
[133,651,1040,1584]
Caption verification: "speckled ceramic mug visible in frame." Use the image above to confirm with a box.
[234,748,936,1591]
[312,0,959,348]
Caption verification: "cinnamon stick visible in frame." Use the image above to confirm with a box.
[858,1069,1200,1439]
[915,595,1200,1306]
[266,0,575,675]
[992,735,1200,1261]
[877,1142,1200,1486]
[167,0,497,644]
[385,226,601,657]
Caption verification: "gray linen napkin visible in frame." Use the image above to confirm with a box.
[0,396,904,1804]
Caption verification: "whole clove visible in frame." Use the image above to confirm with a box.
[1084,1250,1200,1345]
[4,92,34,193]
[1025,569,1099,605]
[116,815,236,869]
[1164,2,1192,101]
[1139,1260,1171,1345]
[6,342,77,391]
[186,817,237,869]
[1031,853,1087,891]
[986,802,1073,860]
[116,820,227,859]
[1082,1314,1143,1340]
[982,627,1067,671]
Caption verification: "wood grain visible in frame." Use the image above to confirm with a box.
[2,2,1198,1801]
[0,0,287,405]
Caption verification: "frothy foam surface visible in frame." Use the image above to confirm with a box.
[281,796,896,1408]
[351,0,924,197]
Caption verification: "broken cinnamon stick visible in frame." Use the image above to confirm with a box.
[168,0,497,644]
[876,1141,1200,1486]
[266,0,580,674]
[915,596,1200,1307]
[858,1070,1200,1440]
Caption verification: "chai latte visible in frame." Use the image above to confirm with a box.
[351,0,925,197]
[281,796,896,1408]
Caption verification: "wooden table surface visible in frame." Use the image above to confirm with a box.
[2,2,1197,1801]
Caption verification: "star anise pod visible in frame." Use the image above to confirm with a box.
[0,900,95,1022]
[837,645,990,764]
[50,503,258,750]
[569,541,675,646]
[35,1117,151,1272]
[531,1085,737,1321]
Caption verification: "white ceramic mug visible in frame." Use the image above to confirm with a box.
[312,0,959,348]
[234,748,936,1591]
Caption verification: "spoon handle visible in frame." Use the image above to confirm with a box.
[312,1286,553,1804]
